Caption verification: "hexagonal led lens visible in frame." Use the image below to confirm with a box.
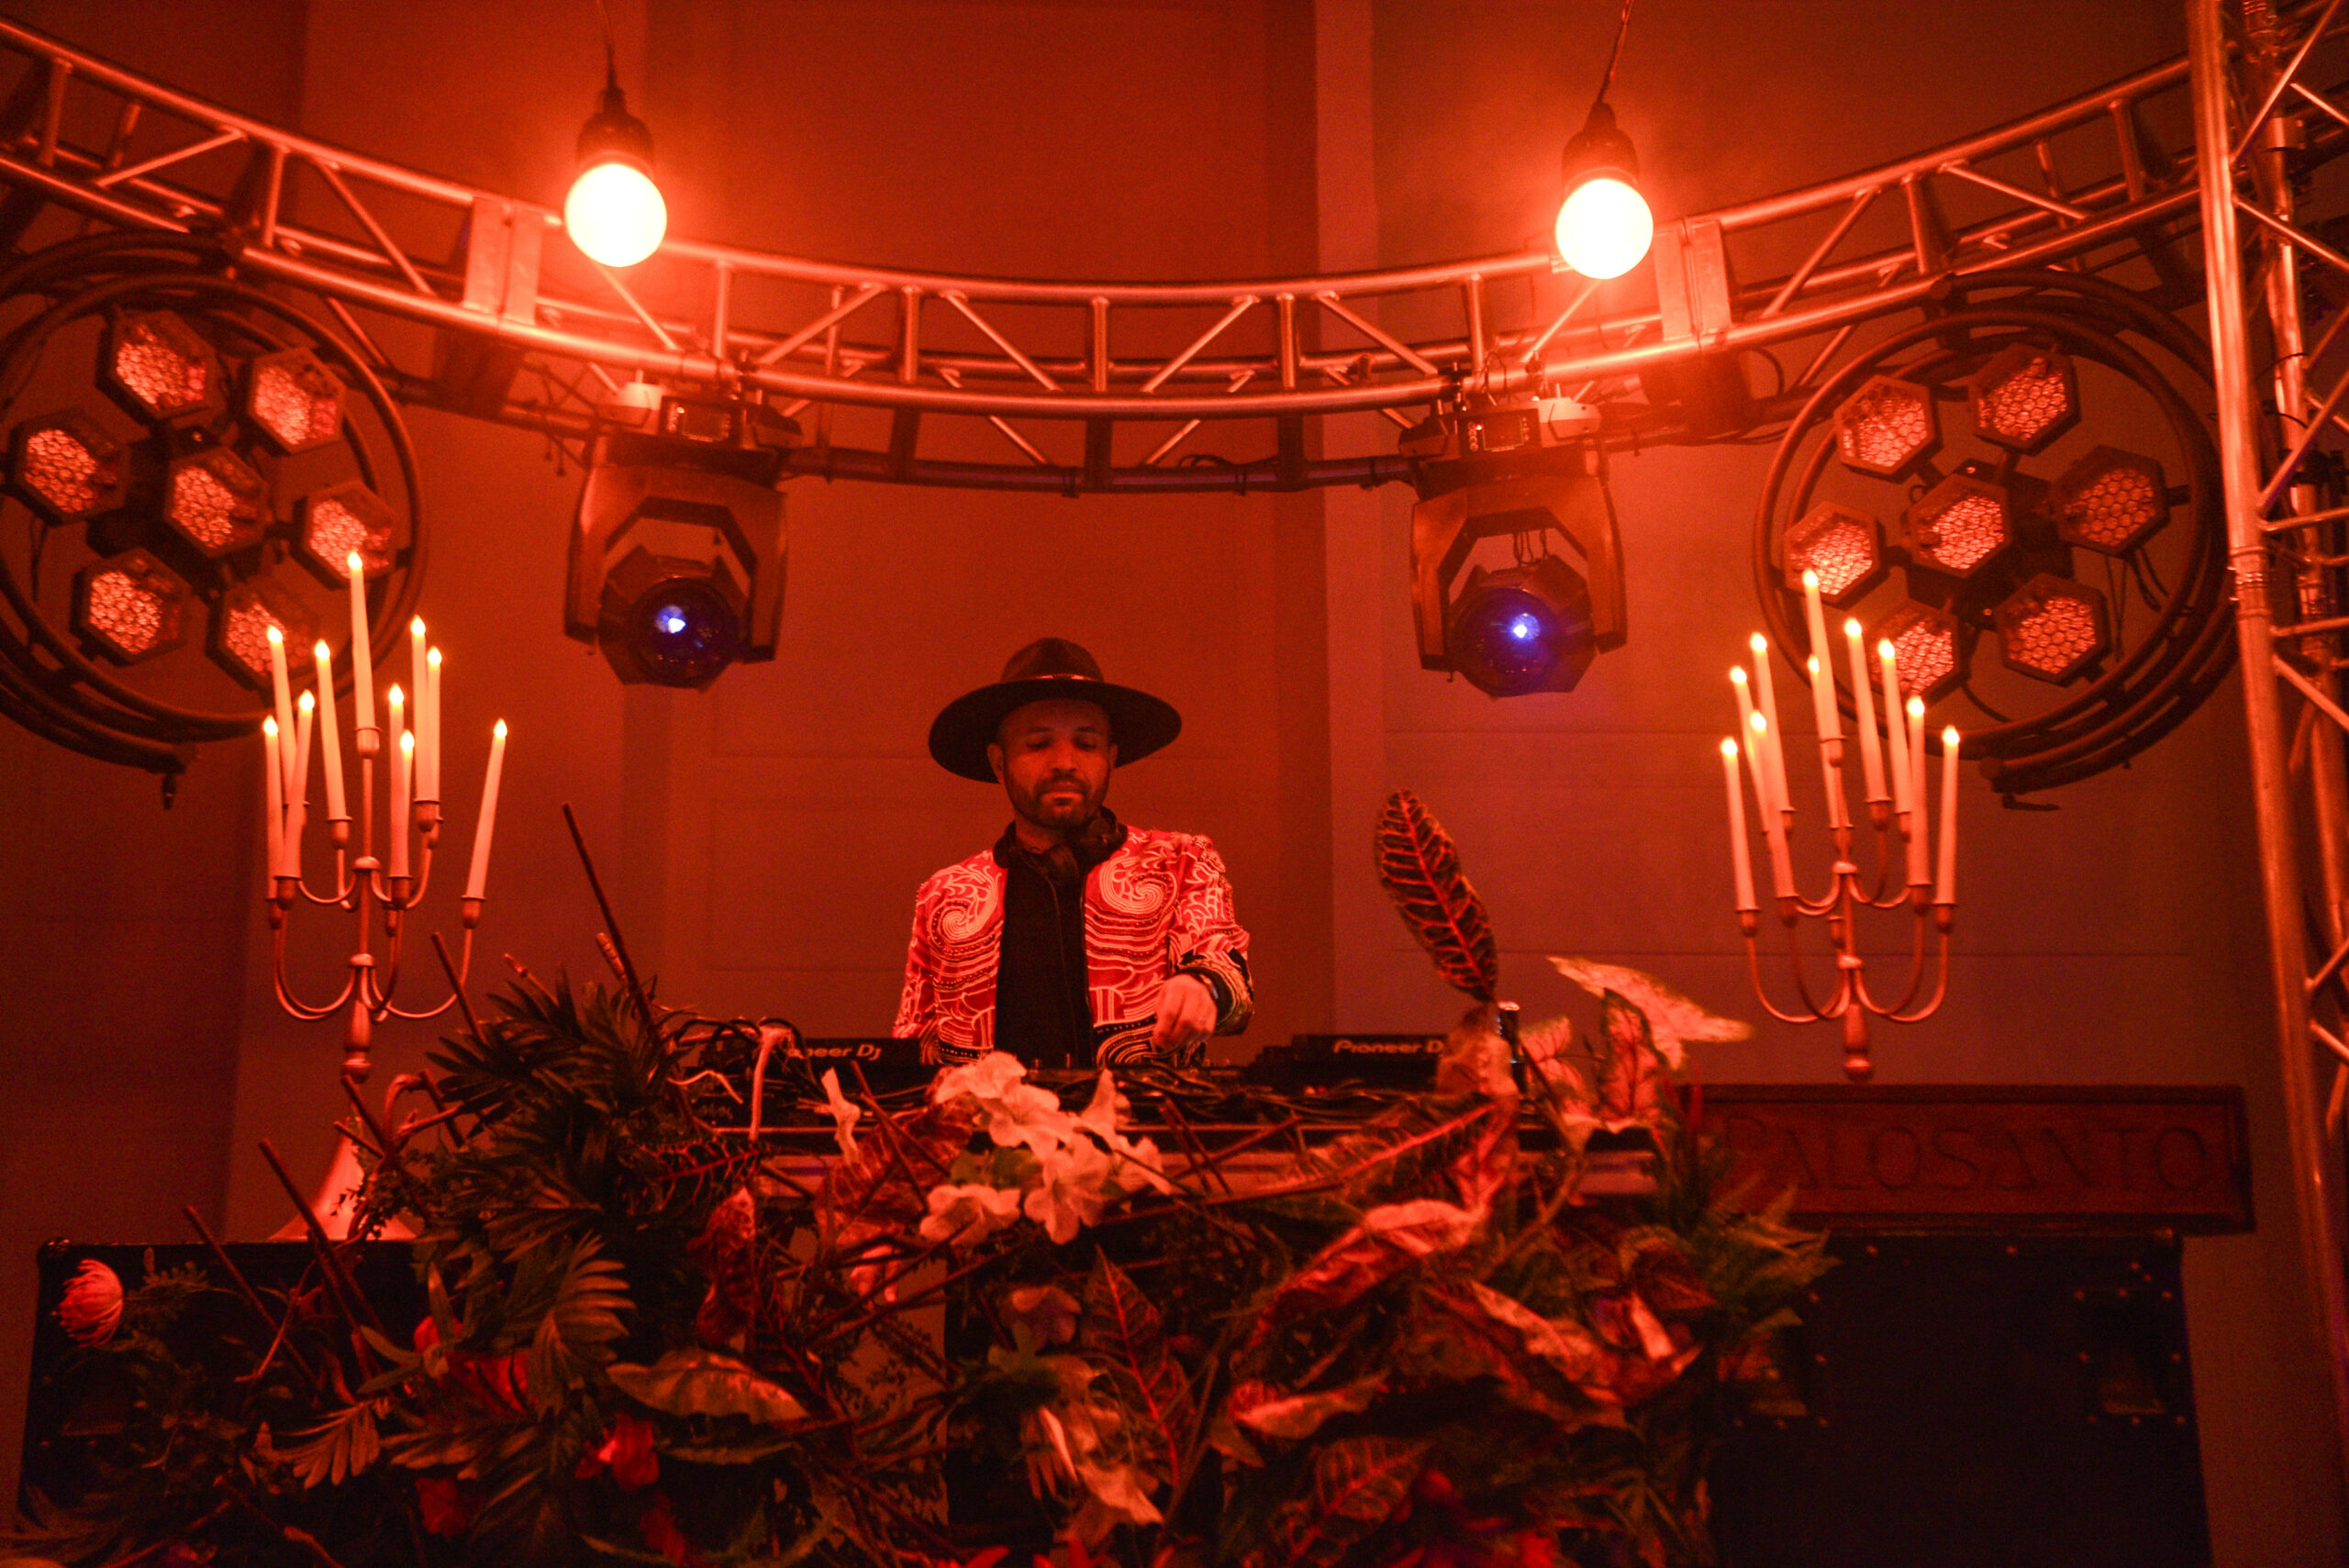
[102,310,219,423]
[2052,446,2168,556]
[1832,375,1938,478]
[9,409,125,520]
[208,580,313,690]
[1782,503,1886,605]
[1995,573,2110,684]
[72,548,190,663]
[1872,600,1964,702]
[1968,343,2077,453]
[244,348,345,453]
[295,481,396,585]
[163,448,271,557]
[1902,473,2013,577]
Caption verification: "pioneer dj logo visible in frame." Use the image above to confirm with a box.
[1330,1037,1443,1055]
[804,1041,884,1062]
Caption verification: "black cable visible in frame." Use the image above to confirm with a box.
[1587,0,1635,120]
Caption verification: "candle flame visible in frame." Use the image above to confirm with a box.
[1730,666,1748,684]
[493,719,508,738]
[313,639,330,660]
[410,615,427,636]
[298,691,315,713]
[401,730,416,755]
[346,550,363,573]
[1807,655,1820,674]
[427,647,442,670]
[1720,737,1740,758]
[387,684,404,706]
[1877,639,1897,660]
[1749,712,1768,733]
[262,716,278,736]
[1843,617,1862,637]
[1802,568,1820,589]
[1748,632,1768,653]
[1942,725,1961,748]
[265,624,283,645]
[1906,695,1924,718]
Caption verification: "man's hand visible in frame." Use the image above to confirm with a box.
[1150,973,1218,1054]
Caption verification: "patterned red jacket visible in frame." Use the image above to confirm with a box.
[895,827,1252,1065]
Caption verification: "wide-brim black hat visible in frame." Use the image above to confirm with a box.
[929,638,1182,783]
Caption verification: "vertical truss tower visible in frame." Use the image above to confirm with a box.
[2193,0,2349,1484]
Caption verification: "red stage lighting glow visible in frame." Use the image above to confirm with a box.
[1782,503,1885,604]
[208,581,312,690]
[245,348,346,453]
[1967,343,2077,453]
[296,481,395,585]
[1903,474,2012,577]
[163,448,270,556]
[72,549,189,663]
[103,311,218,423]
[9,410,124,520]
[2052,446,2168,555]
[1832,376,1938,478]
[1872,600,1963,701]
[1996,573,2110,684]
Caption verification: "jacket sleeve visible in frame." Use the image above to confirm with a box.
[894,882,941,1051]
[1168,835,1253,1036]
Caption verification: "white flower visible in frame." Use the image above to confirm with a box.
[58,1260,122,1347]
[818,1068,862,1159]
[933,1051,1078,1156]
[1546,956,1751,1069]
[1024,1136,1116,1243]
[918,1183,1023,1250]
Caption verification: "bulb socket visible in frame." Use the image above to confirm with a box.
[1561,100,1641,193]
[577,83,655,172]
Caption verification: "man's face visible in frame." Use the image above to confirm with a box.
[989,697,1116,836]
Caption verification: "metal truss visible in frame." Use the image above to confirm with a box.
[2193,0,2349,1488]
[0,15,2237,492]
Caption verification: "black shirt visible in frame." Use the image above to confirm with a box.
[989,809,1127,1067]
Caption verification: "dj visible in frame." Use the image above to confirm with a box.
[895,638,1253,1068]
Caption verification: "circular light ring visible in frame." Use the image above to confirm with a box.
[2053,445,2168,555]
[1967,342,2078,452]
[163,447,272,556]
[566,160,668,269]
[1902,473,2013,578]
[72,548,191,664]
[1831,375,1939,478]
[628,575,741,687]
[9,409,125,520]
[1995,573,2110,684]
[1781,503,1885,605]
[1445,557,1596,697]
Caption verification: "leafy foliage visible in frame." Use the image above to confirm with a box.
[17,957,1823,1568]
[1373,790,1500,1002]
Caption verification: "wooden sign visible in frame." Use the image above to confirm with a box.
[1700,1085,2251,1233]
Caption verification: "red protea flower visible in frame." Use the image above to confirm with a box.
[58,1261,123,1347]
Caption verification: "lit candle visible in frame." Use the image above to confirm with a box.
[409,617,428,702]
[1937,726,1961,905]
[1720,738,1756,911]
[1905,696,1931,888]
[347,552,374,740]
[262,716,283,879]
[1751,713,1797,899]
[1878,639,1912,820]
[1748,634,1792,818]
[265,625,296,795]
[386,684,408,879]
[287,692,314,881]
[464,720,508,901]
[1730,667,1774,817]
[1844,619,1886,804]
[422,646,443,802]
[312,640,346,821]
[1801,571,1840,744]
[1808,655,1847,828]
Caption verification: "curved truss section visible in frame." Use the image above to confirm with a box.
[0,16,2256,490]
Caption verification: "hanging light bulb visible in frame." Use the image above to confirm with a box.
[1553,101,1653,281]
[564,74,667,269]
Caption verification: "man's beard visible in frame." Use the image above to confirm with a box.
[1018,772,1104,834]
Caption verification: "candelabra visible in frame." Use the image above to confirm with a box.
[261,551,509,1089]
[1720,570,1960,1083]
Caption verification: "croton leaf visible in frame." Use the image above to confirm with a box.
[606,1349,808,1427]
[1240,1435,1429,1568]
[1227,1374,1384,1441]
[1082,1255,1191,1491]
[1374,790,1499,1002]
